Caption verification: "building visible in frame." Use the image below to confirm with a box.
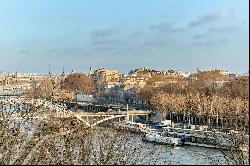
[189,68,230,84]
[122,74,146,91]
[0,72,50,95]
[76,94,95,103]
[92,68,121,93]
[164,70,190,78]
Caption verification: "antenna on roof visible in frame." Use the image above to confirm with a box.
[15,69,17,78]
[48,64,51,77]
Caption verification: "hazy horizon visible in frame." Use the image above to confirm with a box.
[0,0,249,74]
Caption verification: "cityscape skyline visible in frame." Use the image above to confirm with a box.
[0,1,249,165]
[0,65,249,76]
[0,0,249,74]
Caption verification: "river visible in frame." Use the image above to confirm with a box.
[94,127,231,165]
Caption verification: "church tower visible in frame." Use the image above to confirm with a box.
[89,66,93,75]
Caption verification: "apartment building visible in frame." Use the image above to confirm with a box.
[92,68,121,92]
[122,74,146,91]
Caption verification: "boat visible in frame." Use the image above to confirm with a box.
[113,121,148,133]
[142,132,182,146]
[161,127,250,150]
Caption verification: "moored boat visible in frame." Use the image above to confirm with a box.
[161,127,249,150]
[142,132,182,146]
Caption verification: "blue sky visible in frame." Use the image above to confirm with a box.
[0,0,248,74]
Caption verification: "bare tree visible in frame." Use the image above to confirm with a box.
[60,73,95,95]
[26,78,54,100]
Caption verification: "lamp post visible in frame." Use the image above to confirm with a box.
[126,104,129,122]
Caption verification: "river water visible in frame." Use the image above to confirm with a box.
[134,142,228,165]
[96,127,230,165]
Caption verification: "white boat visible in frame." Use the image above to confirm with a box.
[161,128,249,150]
[117,121,148,133]
[142,133,182,146]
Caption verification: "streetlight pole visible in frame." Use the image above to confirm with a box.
[126,104,129,122]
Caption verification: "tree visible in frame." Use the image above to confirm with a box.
[27,78,54,100]
[220,76,249,100]
[137,86,154,105]
[37,78,54,100]
[26,79,39,99]
[150,91,170,121]
[60,73,94,95]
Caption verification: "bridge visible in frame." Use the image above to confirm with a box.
[69,110,151,127]
[0,97,152,128]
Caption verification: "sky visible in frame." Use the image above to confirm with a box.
[0,0,249,74]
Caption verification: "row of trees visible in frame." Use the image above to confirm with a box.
[150,92,248,129]
[138,75,249,131]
